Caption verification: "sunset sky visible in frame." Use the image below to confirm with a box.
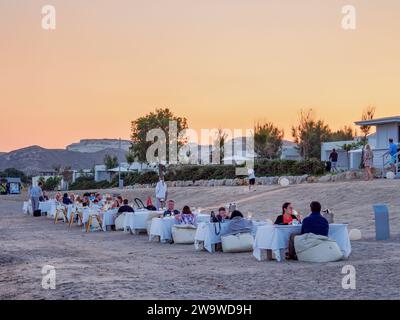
[1,0,400,152]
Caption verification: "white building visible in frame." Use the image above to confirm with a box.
[321,116,400,172]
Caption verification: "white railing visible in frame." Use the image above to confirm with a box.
[382,150,400,176]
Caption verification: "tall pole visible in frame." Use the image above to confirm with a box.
[118,138,122,189]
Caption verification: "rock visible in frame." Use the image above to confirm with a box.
[318,174,332,183]
[345,171,357,180]
[307,176,318,183]
[349,229,362,241]
[225,179,233,186]
[207,180,215,187]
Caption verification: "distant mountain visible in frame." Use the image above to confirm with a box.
[67,139,131,153]
[0,145,126,176]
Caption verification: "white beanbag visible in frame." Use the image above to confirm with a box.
[295,233,343,263]
[221,233,254,253]
[172,224,197,244]
[115,213,126,231]
[349,229,362,241]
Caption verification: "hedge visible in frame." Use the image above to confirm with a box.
[69,159,326,190]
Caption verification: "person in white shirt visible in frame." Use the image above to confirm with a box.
[155,178,167,210]
[248,168,256,191]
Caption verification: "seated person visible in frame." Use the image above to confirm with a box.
[62,193,73,205]
[221,210,252,236]
[118,199,134,214]
[82,196,90,207]
[117,196,124,207]
[163,200,180,217]
[55,192,62,203]
[175,205,196,225]
[288,201,329,260]
[110,199,120,209]
[41,191,49,201]
[70,194,75,204]
[215,207,229,222]
[95,193,105,207]
[274,202,301,225]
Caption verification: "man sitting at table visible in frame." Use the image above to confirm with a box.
[117,199,134,215]
[215,207,230,222]
[163,200,180,217]
[287,201,329,260]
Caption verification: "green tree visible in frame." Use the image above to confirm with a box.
[130,108,188,177]
[104,154,119,170]
[254,121,284,159]
[292,109,332,159]
[330,126,356,142]
[125,152,135,168]
[359,106,376,145]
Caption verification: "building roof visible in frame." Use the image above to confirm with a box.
[355,116,400,126]
[6,177,21,183]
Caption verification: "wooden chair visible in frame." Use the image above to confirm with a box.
[54,206,67,224]
[85,213,103,233]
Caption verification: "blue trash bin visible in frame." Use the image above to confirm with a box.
[373,205,390,241]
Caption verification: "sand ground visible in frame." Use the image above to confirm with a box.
[1,180,400,300]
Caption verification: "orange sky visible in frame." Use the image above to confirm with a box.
[1,0,400,152]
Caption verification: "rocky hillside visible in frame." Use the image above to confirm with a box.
[0,146,126,175]
[66,139,131,153]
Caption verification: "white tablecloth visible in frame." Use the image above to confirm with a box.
[253,224,351,262]
[82,208,100,224]
[123,210,163,232]
[101,209,119,231]
[23,201,32,214]
[149,217,177,242]
[39,201,56,216]
[195,220,267,253]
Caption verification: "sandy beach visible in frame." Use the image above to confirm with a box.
[1,180,400,300]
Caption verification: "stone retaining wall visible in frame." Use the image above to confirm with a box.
[127,171,365,189]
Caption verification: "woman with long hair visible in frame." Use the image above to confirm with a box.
[363,144,374,181]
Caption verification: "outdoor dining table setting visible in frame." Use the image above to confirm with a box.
[252,223,352,262]
[123,209,164,233]
[149,213,211,242]
[194,220,268,253]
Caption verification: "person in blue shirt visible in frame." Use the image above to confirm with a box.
[62,193,73,205]
[287,201,329,260]
[163,200,180,217]
[389,138,398,172]
[301,201,329,236]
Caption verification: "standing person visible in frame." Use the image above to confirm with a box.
[363,144,374,181]
[389,138,398,173]
[329,149,339,173]
[29,182,43,214]
[248,167,256,191]
[155,178,167,210]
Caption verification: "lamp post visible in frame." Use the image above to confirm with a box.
[118,138,123,189]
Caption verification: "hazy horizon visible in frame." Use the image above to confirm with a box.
[1,0,400,152]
